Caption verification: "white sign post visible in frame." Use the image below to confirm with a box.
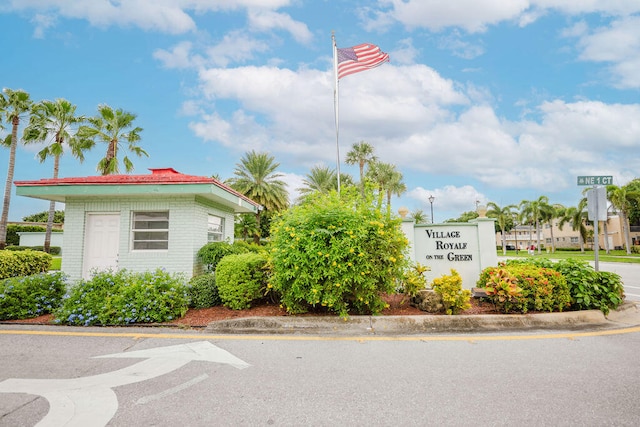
[581,177,611,271]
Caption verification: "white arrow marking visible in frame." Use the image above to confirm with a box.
[0,341,249,427]
[136,373,209,405]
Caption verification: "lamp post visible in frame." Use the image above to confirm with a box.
[428,195,435,224]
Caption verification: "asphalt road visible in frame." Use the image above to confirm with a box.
[1,326,640,426]
[596,261,640,301]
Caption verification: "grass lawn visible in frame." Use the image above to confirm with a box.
[50,257,62,270]
[497,249,640,264]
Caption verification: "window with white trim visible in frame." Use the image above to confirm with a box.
[132,211,169,250]
[208,215,224,242]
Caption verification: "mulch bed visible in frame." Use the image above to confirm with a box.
[1,294,500,328]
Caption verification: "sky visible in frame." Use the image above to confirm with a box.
[1,0,639,222]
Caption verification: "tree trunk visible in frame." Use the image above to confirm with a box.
[622,211,632,255]
[359,162,365,197]
[44,154,60,253]
[0,116,20,249]
[603,219,610,254]
[253,211,261,245]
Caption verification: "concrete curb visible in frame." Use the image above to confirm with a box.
[204,302,640,336]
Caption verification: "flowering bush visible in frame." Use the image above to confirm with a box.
[400,263,430,297]
[431,269,471,315]
[269,188,409,318]
[54,269,189,326]
[0,272,67,320]
[502,258,624,314]
[477,267,524,313]
[478,263,570,313]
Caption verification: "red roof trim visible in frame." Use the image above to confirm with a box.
[14,168,260,208]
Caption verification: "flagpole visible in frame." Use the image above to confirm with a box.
[332,31,341,195]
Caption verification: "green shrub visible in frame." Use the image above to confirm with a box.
[6,246,61,255]
[400,263,429,297]
[187,273,221,308]
[197,241,249,273]
[0,250,52,279]
[232,240,264,253]
[593,271,625,315]
[215,253,269,310]
[431,269,471,315]
[0,272,67,320]
[54,269,189,325]
[270,188,408,318]
[478,263,570,313]
[501,258,624,314]
[631,245,640,254]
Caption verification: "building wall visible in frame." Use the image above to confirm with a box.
[62,195,235,283]
[17,232,64,249]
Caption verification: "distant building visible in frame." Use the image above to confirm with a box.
[496,213,640,251]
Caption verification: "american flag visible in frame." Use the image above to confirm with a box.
[337,43,389,80]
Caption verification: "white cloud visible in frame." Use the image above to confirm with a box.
[205,31,272,67]
[572,15,640,88]
[30,13,56,38]
[531,0,640,15]
[437,31,485,59]
[154,33,274,69]
[247,9,313,44]
[188,60,640,201]
[367,0,640,34]
[370,0,530,33]
[390,38,420,65]
[153,41,200,69]
[4,0,298,36]
[409,185,487,218]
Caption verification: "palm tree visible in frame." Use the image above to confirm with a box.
[541,203,564,253]
[0,88,32,249]
[410,209,427,224]
[23,98,91,252]
[298,165,337,195]
[345,141,377,196]
[487,202,516,255]
[366,161,397,212]
[226,150,289,243]
[234,213,259,242]
[385,169,406,217]
[77,104,145,175]
[558,198,589,253]
[607,184,640,255]
[519,196,551,254]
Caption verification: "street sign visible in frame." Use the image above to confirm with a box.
[577,175,613,186]
[587,186,607,221]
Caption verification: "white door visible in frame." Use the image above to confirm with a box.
[83,213,120,279]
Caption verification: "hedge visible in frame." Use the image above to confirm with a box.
[0,250,52,279]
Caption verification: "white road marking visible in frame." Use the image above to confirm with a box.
[136,373,209,405]
[0,341,249,427]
